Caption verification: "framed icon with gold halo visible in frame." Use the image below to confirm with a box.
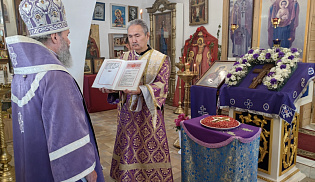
[111,4,126,29]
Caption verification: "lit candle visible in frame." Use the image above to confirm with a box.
[140,9,143,19]
[273,39,281,47]
[185,62,190,72]
[194,64,196,73]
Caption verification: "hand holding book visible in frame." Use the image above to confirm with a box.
[92,59,147,91]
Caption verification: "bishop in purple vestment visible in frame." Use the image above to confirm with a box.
[6,0,104,181]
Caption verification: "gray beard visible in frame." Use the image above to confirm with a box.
[57,38,72,68]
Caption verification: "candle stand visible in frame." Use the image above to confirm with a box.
[174,58,185,114]
[273,39,281,48]
[272,18,281,28]
[0,84,14,182]
[177,64,198,116]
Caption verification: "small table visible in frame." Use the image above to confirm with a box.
[83,74,117,113]
[181,115,261,181]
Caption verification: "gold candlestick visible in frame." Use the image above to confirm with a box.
[273,39,281,48]
[174,58,185,114]
[177,71,198,116]
[0,84,15,181]
[272,18,280,28]
[230,24,239,33]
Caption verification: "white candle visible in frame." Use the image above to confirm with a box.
[140,9,143,19]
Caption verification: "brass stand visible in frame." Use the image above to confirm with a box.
[272,18,281,28]
[174,59,185,114]
[177,65,198,116]
[173,138,180,149]
[173,65,197,150]
[0,85,14,182]
[273,39,281,48]
[230,24,239,33]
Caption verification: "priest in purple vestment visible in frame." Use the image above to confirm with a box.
[6,0,104,181]
[100,19,173,181]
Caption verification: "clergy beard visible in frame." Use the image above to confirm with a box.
[57,38,72,68]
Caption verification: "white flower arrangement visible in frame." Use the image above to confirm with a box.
[225,47,301,90]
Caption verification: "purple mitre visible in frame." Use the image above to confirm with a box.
[19,0,69,37]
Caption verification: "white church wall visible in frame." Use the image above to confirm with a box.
[175,3,184,65]
[63,0,96,90]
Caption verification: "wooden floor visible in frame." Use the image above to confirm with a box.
[5,104,315,181]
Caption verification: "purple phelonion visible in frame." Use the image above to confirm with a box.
[278,52,285,58]
[235,67,243,72]
[253,54,259,59]
[248,49,254,54]
[288,55,294,60]
[268,72,275,77]
[242,59,248,64]
[227,73,232,78]
[280,64,287,69]
[276,48,280,53]
[265,53,271,59]
[291,48,298,53]
[270,78,277,84]
[233,62,240,66]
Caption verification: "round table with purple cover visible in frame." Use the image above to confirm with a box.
[181,115,261,182]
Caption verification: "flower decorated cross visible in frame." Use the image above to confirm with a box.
[249,63,274,89]
[225,47,301,90]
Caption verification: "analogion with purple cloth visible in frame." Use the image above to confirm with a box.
[190,85,217,118]
[219,62,315,123]
[181,115,261,181]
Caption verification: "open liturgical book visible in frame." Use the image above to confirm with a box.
[92,59,147,91]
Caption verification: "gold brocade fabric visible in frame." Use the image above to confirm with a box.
[181,128,260,182]
[109,104,173,182]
